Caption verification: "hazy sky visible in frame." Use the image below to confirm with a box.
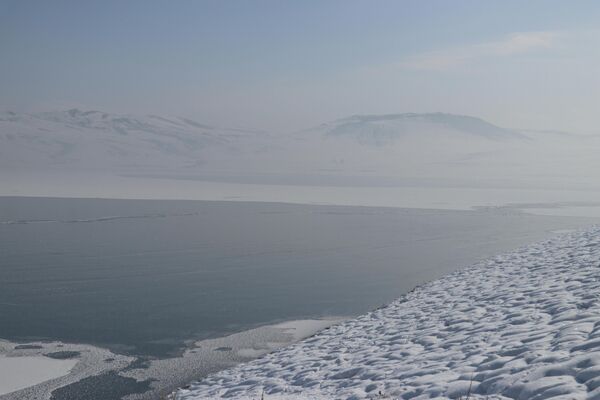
[2,0,600,133]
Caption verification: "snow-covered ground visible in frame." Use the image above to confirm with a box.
[178,226,600,399]
[124,319,342,400]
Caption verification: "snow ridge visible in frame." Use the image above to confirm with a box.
[178,227,600,399]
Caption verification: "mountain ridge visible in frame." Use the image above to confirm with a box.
[0,109,565,177]
[322,112,527,142]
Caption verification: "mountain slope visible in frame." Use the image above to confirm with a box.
[306,112,526,146]
[2,109,598,191]
[0,109,270,172]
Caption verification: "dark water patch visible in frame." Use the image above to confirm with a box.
[49,372,152,400]
[44,351,80,359]
[122,357,151,371]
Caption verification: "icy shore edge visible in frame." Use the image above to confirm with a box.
[178,226,600,400]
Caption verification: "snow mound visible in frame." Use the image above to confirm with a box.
[178,227,600,399]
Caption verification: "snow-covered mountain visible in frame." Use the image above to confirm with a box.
[2,109,599,191]
[0,109,272,172]
[309,112,526,145]
[0,110,528,171]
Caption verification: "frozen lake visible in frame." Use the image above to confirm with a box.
[0,196,595,398]
[1,196,594,357]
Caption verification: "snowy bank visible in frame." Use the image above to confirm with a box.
[0,319,339,399]
[178,226,600,399]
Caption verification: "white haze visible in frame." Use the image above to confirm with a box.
[2,108,600,210]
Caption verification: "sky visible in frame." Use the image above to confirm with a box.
[2,0,600,133]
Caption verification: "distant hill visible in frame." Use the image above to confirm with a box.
[0,109,270,171]
[306,113,526,146]
[3,109,598,191]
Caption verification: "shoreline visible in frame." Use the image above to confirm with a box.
[3,197,599,399]
[0,318,343,400]
[4,171,600,217]
[2,224,597,399]
[3,193,600,221]
[178,226,600,399]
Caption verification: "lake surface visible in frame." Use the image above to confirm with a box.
[0,196,593,362]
